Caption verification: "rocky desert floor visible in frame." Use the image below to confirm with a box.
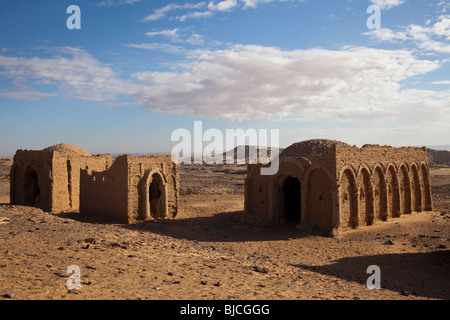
[0,159,449,300]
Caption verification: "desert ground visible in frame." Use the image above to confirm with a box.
[0,159,449,300]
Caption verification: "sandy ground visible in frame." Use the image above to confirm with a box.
[0,160,449,300]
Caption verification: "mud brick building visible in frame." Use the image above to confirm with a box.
[10,144,179,223]
[245,139,433,235]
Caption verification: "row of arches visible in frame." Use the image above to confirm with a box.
[246,158,433,233]
[339,162,433,230]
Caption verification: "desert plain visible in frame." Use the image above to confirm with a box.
[0,158,449,300]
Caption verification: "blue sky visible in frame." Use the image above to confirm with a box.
[0,0,449,157]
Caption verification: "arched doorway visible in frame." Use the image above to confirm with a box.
[149,173,163,218]
[386,166,400,218]
[398,165,412,214]
[358,168,374,226]
[307,168,333,231]
[411,165,422,212]
[24,168,40,206]
[283,177,301,223]
[373,166,387,221]
[340,169,358,229]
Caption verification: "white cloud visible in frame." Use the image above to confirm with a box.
[208,0,238,11]
[1,45,448,130]
[365,15,450,53]
[128,45,446,122]
[0,47,130,101]
[363,28,408,42]
[98,0,140,6]
[145,28,205,45]
[0,89,56,101]
[432,80,450,85]
[370,0,405,10]
[175,10,215,22]
[143,2,206,21]
[124,42,186,54]
[145,29,180,38]
[144,0,305,21]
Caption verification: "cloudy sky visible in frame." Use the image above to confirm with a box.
[0,0,449,156]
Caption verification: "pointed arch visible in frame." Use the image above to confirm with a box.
[357,166,374,225]
[372,164,387,221]
[304,165,336,232]
[142,169,168,219]
[386,164,400,218]
[398,163,412,214]
[339,167,359,229]
[411,163,422,212]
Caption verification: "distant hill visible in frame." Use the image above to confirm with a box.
[219,145,284,164]
[175,145,284,164]
[427,148,450,165]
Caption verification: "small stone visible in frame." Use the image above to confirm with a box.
[68,289,78,294]
[400,290,410,296]
[213,282,221,287]
[250,266,269,274]
[437,244,447,249]
[200,281,208,285]
[383,239,395,245]
[167,272,173,276]
[3,292,15,299]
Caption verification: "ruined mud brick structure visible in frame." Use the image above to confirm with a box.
[10,144,179,223]
[80,154,179,223]
[10,144,112,213]
[245,139,433,235]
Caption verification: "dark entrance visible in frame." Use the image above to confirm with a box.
[149,173,162,218]
[283,177,301,223]
[24,169,40,206]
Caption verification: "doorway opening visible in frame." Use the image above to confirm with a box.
[24,169,40,206]
[283,177,301,223]
[149,173,163,218]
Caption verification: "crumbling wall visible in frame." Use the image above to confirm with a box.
[51,152,112,213]
[80,156,129,222]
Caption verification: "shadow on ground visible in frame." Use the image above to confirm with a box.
[292,250,450,300]
[123,211,325,242]
[56,211,125,225]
